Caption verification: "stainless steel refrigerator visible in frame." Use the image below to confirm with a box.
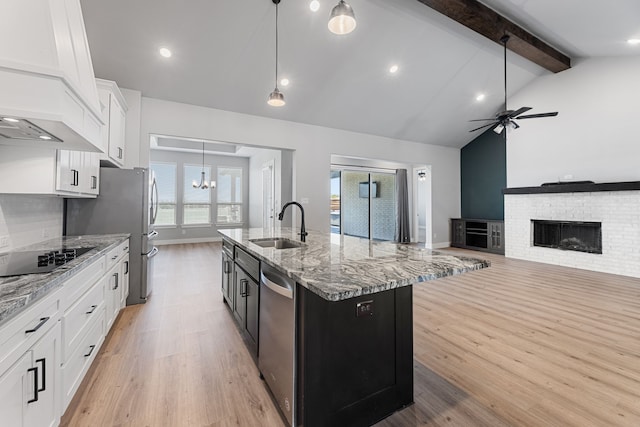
[65,167,159,305]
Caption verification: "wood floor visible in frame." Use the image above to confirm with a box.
[61,243,640,427]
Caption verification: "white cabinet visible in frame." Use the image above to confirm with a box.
[104,241,130,330]
[0,0,104,152]
[0,352,31,427]
[0,288,61,427]
[0,146,98,197]
[96,79,128,168]
[24,322,60,427]
[0,238,130,423]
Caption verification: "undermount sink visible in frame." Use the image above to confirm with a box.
[249,238,306,249]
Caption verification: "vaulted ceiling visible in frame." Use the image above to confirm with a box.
[80,0,640,149]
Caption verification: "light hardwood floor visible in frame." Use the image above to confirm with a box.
[61,243,640,427]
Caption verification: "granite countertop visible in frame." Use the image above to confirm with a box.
[219,228,489,301]
[0,234,129,326]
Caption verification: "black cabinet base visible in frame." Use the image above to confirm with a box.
[297,285,414,427]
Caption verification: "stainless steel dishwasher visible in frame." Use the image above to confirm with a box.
[259,263,296,426]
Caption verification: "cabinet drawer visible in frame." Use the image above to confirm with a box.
[105,240,128,269]
[62,255,105,312]
[234,246,259,282]
[0,289,60,375]
[222,239,234,257]
[62,275,106,362]
[62,309,105,409]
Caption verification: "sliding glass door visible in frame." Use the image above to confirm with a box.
[331,168,396,241]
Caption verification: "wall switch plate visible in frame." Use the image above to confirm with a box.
[300,198,309,204]
[0,236,8,248]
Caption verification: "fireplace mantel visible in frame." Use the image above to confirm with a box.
[503,181,640,195]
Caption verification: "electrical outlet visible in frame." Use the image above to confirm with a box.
[42,229,50,239]
[0,236,8,248]
[300,198,310,204]
[181,229,186,235]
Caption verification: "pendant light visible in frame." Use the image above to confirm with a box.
[192,141,215,190]
[267,0,285,107]
[328,0,356,35]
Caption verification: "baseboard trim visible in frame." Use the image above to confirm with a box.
[431,241,451,249]
[154,237,222,246]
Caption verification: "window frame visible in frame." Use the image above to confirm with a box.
[215,166,244,226]
[149,161,178,227]
[182,163,212,226]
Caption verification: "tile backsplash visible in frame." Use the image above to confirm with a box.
[0,195,63,253]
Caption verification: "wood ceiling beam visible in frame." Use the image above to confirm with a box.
[415,0,571,73]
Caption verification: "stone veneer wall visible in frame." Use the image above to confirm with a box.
[504,191,640,278]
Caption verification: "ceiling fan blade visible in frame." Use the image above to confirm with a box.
[516,112,559,119]
[469,118,497,122]
[469,122,497,132]
[510,107,532,117]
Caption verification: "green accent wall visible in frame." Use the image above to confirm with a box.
[461,129,506,220]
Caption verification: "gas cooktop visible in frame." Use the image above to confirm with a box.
[0,247,94,278]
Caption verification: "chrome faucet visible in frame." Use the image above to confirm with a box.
[278,201,308,242]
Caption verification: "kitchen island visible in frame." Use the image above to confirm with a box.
[219,227,489,427]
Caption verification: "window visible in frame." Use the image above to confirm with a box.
[183,164,211,225]
[150,162,177,226]
[217,167,243,224]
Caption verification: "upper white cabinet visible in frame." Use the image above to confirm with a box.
[96,79,128,168]
[0,0,104,152]
[0,146,99,198]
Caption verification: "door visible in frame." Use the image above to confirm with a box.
[233,266,248,327]
[262,161,275,229]
[0,352,30,427]
[245,277,259,346]
[25,322,60,427]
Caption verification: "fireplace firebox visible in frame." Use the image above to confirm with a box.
[532,220,602,254]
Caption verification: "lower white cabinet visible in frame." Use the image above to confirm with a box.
[0,289,61,427]
[0,237,130,426]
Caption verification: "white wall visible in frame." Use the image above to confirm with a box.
[138,97,460,246]
[507,56,640,187]
[0,195,62,253]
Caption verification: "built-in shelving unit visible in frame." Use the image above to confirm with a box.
[451,218,504,254]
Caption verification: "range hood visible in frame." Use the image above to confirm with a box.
[0,0,105,153]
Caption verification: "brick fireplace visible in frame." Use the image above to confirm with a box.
[503,182,640,278]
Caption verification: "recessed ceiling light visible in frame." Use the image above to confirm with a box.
[159,47,172,58]
[39,135,52,140]
[476,93,486,101]
[627,39,640,45]
[280,78,290,86]
[310,0,320,12]
[3,117,19,123]
[389,64,399,74]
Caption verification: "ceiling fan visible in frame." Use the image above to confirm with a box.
[469,34,558,134]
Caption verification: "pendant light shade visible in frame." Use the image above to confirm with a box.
[328,0,356,35]
[268,0,285,107]
[267,87,285,107]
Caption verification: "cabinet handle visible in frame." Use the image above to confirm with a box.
[36,358,46,392]
[25,317,49,334]
[111,255,118,260]
[224,261,230,274]
[118,147,123,159]
[91,175,97,189]
[71,169,79,186]
[113,272,119,289]
[86,305,98,314]
[27,366,39,403]
[240,279,248,297]
[84,345,96,358]
[124,261,129,274]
